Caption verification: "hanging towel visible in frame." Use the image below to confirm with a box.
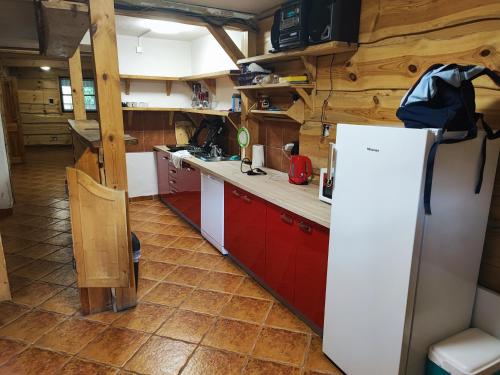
[170,150,191,169]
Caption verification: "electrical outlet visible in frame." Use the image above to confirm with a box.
[322,124,331,137]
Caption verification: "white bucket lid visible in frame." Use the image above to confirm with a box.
[429,328,500,375]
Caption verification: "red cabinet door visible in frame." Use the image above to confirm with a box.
[265,204,297,304]
[224,183,267,279]
[294,219,329,328]
[155,151,170,204]
[182,164,201,228]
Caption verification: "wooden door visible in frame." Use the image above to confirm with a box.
[0,234,11,301]
[67,167,131,288]
[1,78,24,164]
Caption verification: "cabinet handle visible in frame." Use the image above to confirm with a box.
[169,169,177,174]
[242,195,251,203]
[162,156,169,160]
[186,167,194,172]
[169,180,176,185]
[298,222,312,234]
[280,213,293,225]
[232,190,241,197]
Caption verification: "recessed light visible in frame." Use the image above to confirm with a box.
[139,19,198,35]
[40,66,51,71]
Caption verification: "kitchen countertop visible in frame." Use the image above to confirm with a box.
[154,146,332,228]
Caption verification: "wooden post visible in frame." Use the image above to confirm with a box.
[68,47,87,121]
[89,0,136,311]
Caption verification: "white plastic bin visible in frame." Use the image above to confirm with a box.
[427,328,500,375]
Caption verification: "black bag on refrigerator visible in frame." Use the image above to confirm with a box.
[396,64,500,214]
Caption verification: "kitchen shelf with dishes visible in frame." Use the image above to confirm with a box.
[120,70,240,96]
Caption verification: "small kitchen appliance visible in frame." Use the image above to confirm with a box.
[288,155,312,185]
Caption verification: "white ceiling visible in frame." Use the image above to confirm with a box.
[115,15,210,41]
[171,0,284,15]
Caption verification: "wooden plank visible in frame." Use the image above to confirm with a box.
[0,58,68,69]
[67,167,130,288]
[19,103,60,114]
[68,47,87,121]
[18,89,60,105]
[206,24,245,65]
[317,20,500,92]
[22,123,71,135]
[0,234,11,301]
[39,0,89,58]
[242,31,257,58]
[21,113,72,124]
[24,133,72,145]
[68,119,138,149]
[237,41,357,65]
[359,0,500,43]
[120,74,179,81]
[89,0,136,310]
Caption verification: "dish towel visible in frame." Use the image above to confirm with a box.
[171,150,191,169]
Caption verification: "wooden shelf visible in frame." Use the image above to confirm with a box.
[120,70,240,96]
[121,108,241,129]
[237,41,357,65]
[68,119,137,150]
[236,83,314,110]
[235,83,314,91]
[249,100,305,124]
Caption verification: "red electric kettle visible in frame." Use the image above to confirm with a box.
[289,155,313,185]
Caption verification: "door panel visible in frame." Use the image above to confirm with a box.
[266,204,296,304]
[67,167,131,288]
[156,151,170,203]
[1,78,24,163]
[0,234,11,301]
[294,219,329,328]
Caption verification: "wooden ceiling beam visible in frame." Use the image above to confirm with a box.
[206,24,245,66]
[0,57,68,69]
[37,0,89,58]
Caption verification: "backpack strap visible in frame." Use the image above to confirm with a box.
[467,67,500,86]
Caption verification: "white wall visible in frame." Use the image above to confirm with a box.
[121,81,192,108]
[473,287,500,339]
[117,35,192,77]
[190,31,241,75]
[0,113,13,210]
[126,152,158,198]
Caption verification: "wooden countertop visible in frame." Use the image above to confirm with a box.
[68,119,138,150]
[154,146,331,228]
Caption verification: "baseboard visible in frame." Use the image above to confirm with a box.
[129,195,158,202]
[0,208,13,218]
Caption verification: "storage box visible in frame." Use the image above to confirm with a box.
[427,329,500,375]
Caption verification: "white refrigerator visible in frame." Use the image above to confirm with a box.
[322,125,499,375]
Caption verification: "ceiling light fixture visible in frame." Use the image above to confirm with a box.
[138,19,198,35]
[40,66,51,71]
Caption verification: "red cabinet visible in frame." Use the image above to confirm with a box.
[293,217,329,328]
[224,183,267,279]
[265,205,296,304]
[155,151,201,229]
[266,203,329,328]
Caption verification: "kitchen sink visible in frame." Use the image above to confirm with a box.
[194,154,233,162]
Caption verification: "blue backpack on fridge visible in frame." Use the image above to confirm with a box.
[396,64,500,214]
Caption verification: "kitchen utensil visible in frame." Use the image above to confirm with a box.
[289,155,313,185]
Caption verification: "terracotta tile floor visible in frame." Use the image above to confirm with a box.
[0,146,342,374]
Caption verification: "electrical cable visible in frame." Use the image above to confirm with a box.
[321,54,335,125]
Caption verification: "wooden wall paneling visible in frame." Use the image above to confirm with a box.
[0,234,11,301]
[358,0,500,43]
[68,47,87,121]
[89,0,136,311]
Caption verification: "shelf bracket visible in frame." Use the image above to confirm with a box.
[165,81,173,96]
[124,79,131,95]
[203,79,216,96]
[226,112,240,131]
[301,56,317,82]
[295,87,313,110]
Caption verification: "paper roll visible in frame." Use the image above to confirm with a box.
[252,144,265,168]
